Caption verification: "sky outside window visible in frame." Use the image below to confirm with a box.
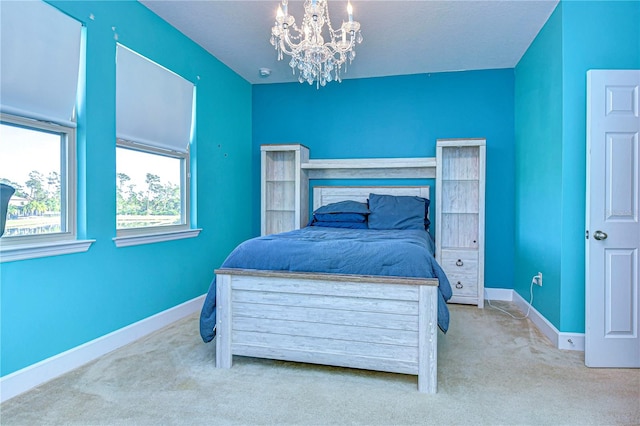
[116,147,180,192]
[0,122,63,236]
[0,123,60,186]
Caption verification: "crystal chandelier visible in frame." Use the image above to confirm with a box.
[270,0,363,88]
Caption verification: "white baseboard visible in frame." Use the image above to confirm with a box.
[484,287,514,302]
[510,290,585,352]
[484,287,584,352]
[0,294,205,403]
[556,332,585,351]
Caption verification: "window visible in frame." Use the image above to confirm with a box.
[114,45,198,246]
[0,115,75,240]
[116,140,189,232]
[0,1,90,262]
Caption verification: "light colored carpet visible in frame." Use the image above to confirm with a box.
[1,302,639,425]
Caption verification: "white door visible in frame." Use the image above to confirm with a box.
[586,69,640,368]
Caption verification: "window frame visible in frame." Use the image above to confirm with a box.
[0,113,93,262]
[113,138,198,247]
[113,45,199,248]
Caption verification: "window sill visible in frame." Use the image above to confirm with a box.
[0,239,95,263]
[113,228,201,248]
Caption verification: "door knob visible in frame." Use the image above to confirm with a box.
[593,230,608,240]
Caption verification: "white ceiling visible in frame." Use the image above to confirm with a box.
[140,0,559,85]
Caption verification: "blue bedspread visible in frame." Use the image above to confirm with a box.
[199,227,452,342]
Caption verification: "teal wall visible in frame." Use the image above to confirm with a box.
[559,0,640,332]
[515,0,640,332]
[0,1,253,377]
[514,4,564,328]
[253,70,516,290]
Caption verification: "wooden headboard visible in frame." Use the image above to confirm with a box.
[312,186,430,211]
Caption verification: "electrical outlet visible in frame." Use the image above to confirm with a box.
[535,272,543,286]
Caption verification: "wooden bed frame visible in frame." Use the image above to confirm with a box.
[215,186,440,393]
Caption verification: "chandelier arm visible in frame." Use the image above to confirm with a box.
[328,38,353,54]
[280,31,305,56]
[278,42,299,60]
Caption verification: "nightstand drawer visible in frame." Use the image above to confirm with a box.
[440,250,478,297]
[441,250,478,274]
[446,272,478,296]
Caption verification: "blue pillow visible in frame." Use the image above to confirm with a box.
[311,221,368,229]
[422,197,431,230]
[313,200,370,215]
[314,212,367,223]
[367,193,426,230]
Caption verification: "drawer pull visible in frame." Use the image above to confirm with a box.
[455,259,463,266]
[455,281,463,289]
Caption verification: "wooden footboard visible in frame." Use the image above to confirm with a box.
[214,268,439,393]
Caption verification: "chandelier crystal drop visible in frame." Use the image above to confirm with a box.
[270,0,363,88]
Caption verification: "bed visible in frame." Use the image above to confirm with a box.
[199,186,451,393]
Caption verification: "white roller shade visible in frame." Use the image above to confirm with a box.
[116,45,194,153]
[0,0,81,127]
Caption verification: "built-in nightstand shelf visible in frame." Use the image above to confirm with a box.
[436,138,486,307]
[261,144,309,236]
